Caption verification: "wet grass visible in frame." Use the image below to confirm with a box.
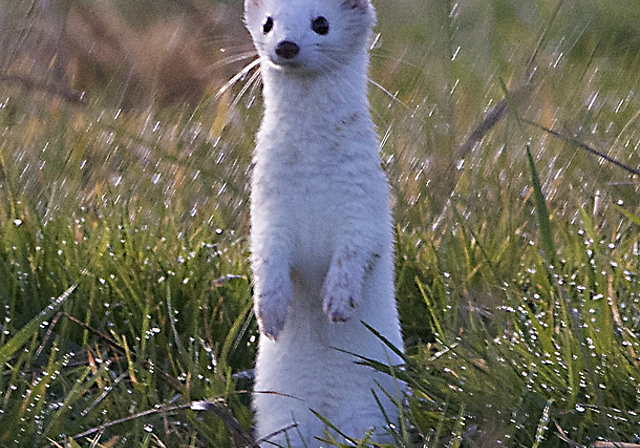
[1,0,640,446]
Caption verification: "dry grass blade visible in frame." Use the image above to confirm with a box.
[524,120,640,178]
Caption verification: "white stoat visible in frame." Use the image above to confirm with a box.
[244,0,404,445]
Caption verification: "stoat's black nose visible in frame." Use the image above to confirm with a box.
[275,40,300,59]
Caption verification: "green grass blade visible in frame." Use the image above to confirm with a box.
[0,285,76,368]
[526,145,557,264]
[218,298,253,373]
[310,409,359,446]
[42,365,97,440]
[449,404,466,448]
[615,205,640,227]
[416,278,447,345]
[498,77,557,264]
[531,400,553,448]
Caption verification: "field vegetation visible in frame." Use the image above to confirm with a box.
[0,0,639,446]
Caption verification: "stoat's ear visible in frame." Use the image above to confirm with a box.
[245,0,260,12]
[342,0,370,10]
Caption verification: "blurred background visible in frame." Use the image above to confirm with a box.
[0,0,247,108]
[1,0,639,229]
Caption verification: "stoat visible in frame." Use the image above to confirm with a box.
[244,0,404,445]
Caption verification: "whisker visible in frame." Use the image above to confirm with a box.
[368,79,413,111]
[215,57,262,100]
[369,51,424,71]
[230,67,262,110]
[205,50,259,75]
[215,44,259,56]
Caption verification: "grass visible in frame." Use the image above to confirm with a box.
[1,0,640,446]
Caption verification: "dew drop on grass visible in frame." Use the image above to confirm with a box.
[575,404,586,413]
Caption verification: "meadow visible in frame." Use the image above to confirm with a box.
[1,0,640,446]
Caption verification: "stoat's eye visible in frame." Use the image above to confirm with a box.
[311,16,329,35]
[262,16,274,34]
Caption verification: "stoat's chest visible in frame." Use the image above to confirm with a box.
[251,127,385,279]
[252,150,353,271]
[250,71,386,281]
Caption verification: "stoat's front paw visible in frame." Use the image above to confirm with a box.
[254,273,292,340]
[322,254,363,322]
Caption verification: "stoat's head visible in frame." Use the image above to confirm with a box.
[244,0,376,74]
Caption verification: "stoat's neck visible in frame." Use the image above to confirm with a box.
[260,52,371,124]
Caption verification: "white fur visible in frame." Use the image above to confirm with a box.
[245,0,404,445]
